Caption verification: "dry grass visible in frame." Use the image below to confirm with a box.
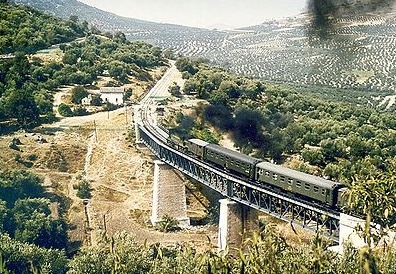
[95,185,130,202]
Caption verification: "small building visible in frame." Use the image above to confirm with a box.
[81,94,92,106]
[100,87,125,105]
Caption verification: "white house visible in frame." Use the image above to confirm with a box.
[81,94,92,106]
[100,87,125,105]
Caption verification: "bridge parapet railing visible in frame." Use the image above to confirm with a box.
[138,124,341,242]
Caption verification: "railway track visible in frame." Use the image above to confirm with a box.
[136,62,342,242]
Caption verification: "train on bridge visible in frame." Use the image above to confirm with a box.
[185,138,348,209]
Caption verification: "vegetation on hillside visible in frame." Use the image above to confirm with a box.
[0,1,164,130]
[3,228,396,274]
[0,2,87,54]
[173,58,396,185]
[1,2,396,273]
[0,170,68,250]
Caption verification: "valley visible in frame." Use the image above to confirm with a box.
[14,0,396,107]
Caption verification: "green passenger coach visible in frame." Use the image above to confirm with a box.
[204,144,261,179]
[255,162,345,206]
[186,138,347,209]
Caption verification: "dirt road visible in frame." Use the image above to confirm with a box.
[43,64,217,250]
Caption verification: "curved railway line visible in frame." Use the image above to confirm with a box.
[136,63,343,242]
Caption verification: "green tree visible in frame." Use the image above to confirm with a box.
[91,94,103,106]
[0,170,44,205]
[68,232,152,274]
[62,49,80,65]
[71,86,88,104]
[113,31,127,44]
[73,106,89,116]
[301,148,325,166]
[175,57,198,75]
[108,61,129,82]
[69,15,79,23]
[348,161,396,229]
[0,234,67,274]
[208,90,229,106]
[123,88,133,102]
[0,200,8,232]
[12,198,68,249]
[163,48,175,60]
[58,103,73,117]
[76,179,92,199]
[168,82,181,97]
[3,88,40,128]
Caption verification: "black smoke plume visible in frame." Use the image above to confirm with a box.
[307,0,396,38]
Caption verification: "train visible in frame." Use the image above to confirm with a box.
[187,138,348,209]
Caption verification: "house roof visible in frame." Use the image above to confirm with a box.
[100,87,125,94]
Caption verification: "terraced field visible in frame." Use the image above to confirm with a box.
[16,0,396,105]
[128,13,396,106]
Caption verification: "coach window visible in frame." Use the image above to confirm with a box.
[296,181,302,188]
[305,183,310,190]
[280,175,285,182]
[321,189,326,196]
[258,169,264,176]
[288,178,293,185]
[313,186,319,193]
[265,171,270,177]
[273,173,278,180]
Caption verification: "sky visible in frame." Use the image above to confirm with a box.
[78,0,308,29]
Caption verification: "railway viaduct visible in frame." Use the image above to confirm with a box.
[134,108,391,254]
[134,63,395,253]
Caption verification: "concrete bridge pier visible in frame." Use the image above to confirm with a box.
[218,199,259,251]
[331,213,396,254]
[150,160,190,227]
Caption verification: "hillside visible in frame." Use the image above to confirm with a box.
[13,0,396,108]
[12,0,214,36]
[12,0,228,60]
[0,3,86,53]
[0,1,165,131]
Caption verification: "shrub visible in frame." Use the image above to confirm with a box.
[58,103,73,117]
[103,102,117,111]
[123,88,133,102]
[73,106,89,116]
[91,94,102,106]
[156,214,179,232]
[71,86,88,104]
[76,179,92,199]
[169,83,181,97]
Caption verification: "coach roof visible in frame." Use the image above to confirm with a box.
[189,138,209,147]
[206,144,261,165]
[256,162,341,189]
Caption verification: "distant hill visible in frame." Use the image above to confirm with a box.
[13,0,396,107]
[13,0,202,33]
[12,0,227,58]
[12,0,225,52]
[14,0,161,30]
